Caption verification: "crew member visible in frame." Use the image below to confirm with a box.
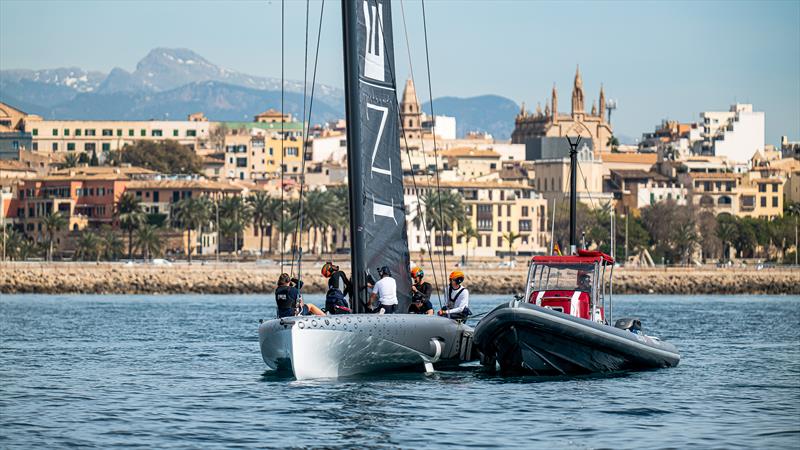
[275,273,323,318]
[439,270,471,321]
[369,266,398,314]
[322,262,352,314]
[408,266,434,315]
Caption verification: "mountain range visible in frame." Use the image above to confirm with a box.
[0,48,518,139]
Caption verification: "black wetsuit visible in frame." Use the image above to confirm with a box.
[408,299,434,314]
[275,280,304,318]
[412,281,433,302]
[328,270,352,297]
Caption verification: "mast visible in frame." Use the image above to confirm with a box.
[341,0,412,312]
[341,0,365,311]
[567,136,579,255]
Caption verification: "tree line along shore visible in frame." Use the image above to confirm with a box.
[1,263,797,296]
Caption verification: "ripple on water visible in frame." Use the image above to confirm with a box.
[1,294,798,449]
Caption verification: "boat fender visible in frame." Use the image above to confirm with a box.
[614,318,643,334]
[428,338,443,362]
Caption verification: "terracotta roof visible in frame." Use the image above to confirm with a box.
[126,179,244,191]
[599,152,658,165]
[0,160,36,172]
[50,165,157,177]
[440,147,501,158]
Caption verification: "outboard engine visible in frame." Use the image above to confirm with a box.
[614,318,643,334]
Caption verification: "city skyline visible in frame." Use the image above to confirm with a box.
[1,0,798,145]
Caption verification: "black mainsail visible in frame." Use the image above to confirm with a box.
[342,0,411,312]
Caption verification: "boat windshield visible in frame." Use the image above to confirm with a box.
[528,263,596,293]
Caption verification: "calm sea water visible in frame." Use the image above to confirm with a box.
[1,293,798,449]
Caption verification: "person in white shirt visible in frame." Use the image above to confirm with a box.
[369,266,398,314]
[438,270,471,321]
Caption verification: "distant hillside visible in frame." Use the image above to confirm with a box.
[423,95,519,140]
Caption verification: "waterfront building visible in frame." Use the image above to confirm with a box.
[608,170,687,213]
[512,67,613,157]
[639,120,703,161]
[699,103,764,163]
[404,177,549,258]
[441,148,502,180]
[530,143,611,207]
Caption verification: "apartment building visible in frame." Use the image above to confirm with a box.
[404,178,549,258]
[608,170,687,213]
[699,103,765,163]
[23,116,212,156]
[216,130,303,181]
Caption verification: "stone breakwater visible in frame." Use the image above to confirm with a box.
[1,263,798,295]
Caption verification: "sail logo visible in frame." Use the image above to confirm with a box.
[363,0,385,82]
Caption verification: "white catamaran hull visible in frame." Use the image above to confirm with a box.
[259,314,474,380]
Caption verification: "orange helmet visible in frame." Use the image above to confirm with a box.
[449,270,465,284]
[411,266,424,279]
[321,262,337,278]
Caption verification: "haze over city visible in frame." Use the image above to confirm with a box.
[1,0,798,144]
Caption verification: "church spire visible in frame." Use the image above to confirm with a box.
[518,101,527,119]
[599,84,606,121]
[551,83,558,124]
[571,65,584,115]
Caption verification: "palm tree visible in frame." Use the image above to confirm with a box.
[1,229,26,261]
[99,225,124,261]
[74,231,103,262]
[218,196,251,257]
[716,216,737,261]
[117,193,146,260]
[503,231,521,261]
[418,190,468,254]
[134,225,163,261]
[174,197,212,263]
[247,192,281,257]
[301,189,336,254]
[63,153,79,168]
[458,225,480,266]
[41,212,67,261]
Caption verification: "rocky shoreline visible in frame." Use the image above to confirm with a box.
[1,263,798,295]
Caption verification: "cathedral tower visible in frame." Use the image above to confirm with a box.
[571,65,584,115]
[599,84,606,121]
[551,84,558,124]
[400,78,423,141]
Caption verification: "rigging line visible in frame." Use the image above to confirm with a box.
[279,0,286,274]
[291,0,312,279]
[421,0,450,279]
[371,0,444,310]
[398,0,443,307]
[295,0,325,283]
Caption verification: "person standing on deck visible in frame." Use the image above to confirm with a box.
[322,262,352,314]
[369,266,398,314]
[438,270,471,321]
[275,273,324,318]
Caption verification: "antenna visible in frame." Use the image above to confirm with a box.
[605,99,617,124]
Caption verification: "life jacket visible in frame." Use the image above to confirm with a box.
[275,285,299,318]
[446,286,472,317]
[325,287,351,315]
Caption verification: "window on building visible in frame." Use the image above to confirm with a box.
[67,143,75,151]
[52,129,58,136]
[85,129,96,136]
[286,147,298,156]
[704,181,711,191]
[32,142,38,151]
[32,129,38,136]
[102,129,113,136]
[519,220,532,232]
[64,129,70,136]
[152,130,163,137]
[760,196,767,207]
[85,143,96,151]
[117,129,122,136]
[497,236,503,247]
[140,129,146,137]
[758,184,767,193]
[75,129,82,136]
[522,206,528,217]
[497,221,502,232]
[173,130,179,137]
[772,184,778,193]
[52,143,58,151]
[186,130,197,137]
[772,196,779,207]
[507,205,511,216]
[129,130,134,137]
[236,158,248,168]
[102,143,110,151]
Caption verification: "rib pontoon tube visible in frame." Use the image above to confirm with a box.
[474,301,680,375]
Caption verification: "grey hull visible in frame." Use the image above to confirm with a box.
[473,302,680,375]
[259,314,475,379]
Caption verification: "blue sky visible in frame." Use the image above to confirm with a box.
[1,0,798,144]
